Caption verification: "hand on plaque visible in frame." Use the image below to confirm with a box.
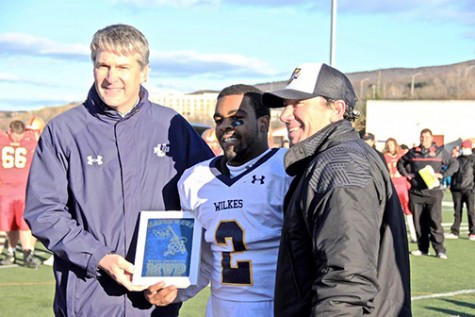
[98,253,147,292]
[144,281,178,306]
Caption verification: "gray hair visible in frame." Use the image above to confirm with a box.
[90,24,149,69]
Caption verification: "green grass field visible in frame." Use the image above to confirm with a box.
[1,192,474,317]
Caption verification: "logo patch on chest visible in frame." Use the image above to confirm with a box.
[87,155,103,165]
[154,144,170,157]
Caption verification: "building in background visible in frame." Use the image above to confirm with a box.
[366,100,475,151]
[151,90,219,124]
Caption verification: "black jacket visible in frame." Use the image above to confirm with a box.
[451,154,475,192]
[274,120,412,317]
[397,143,459,194]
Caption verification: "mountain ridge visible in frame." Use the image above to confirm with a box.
[1,59,474,131]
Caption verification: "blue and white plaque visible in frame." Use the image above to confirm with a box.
[133,211,202,288]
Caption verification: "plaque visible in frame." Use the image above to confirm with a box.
[132,211,202,288]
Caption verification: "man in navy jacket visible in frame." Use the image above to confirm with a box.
[24,24,213,316]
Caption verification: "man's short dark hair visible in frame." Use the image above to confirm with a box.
[420,128,433,135]
[362,132,375,141]
[218,84,270,118]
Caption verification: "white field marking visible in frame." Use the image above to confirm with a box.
[442,223,468,228]
[441,223,469,235]
[0,281,54,286]
[0,264,19,269]
[412,289,475,301]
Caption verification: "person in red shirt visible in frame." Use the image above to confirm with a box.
[0,120,40,268]
[383,138,417,243]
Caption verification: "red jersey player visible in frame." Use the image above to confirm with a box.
[0,120,40,268]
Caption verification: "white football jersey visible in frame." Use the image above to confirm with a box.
[178,148,292,303]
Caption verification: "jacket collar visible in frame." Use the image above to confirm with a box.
[84,85,149,122]
[415,142,437,154]
[284,120,359,176]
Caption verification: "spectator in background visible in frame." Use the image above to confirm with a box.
[397,128,459,259]
[362,132,387,166]
[400,144,410,153]
[451,145,460,157]
[24,24,213,316]
[0,120,40,268]
[446,139,475,241]
[383,137,417,243]
[442,146,460,190]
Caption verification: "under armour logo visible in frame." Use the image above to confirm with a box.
[87,155,103,166]
[251,175,265,184]
[154,144,170,157]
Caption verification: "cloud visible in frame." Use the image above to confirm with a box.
[226,0,302,5]
[0,33,277,80]
[338,0,423,13]
[0,72,21,82]
[149,50,276,77]
[0,33,89,61]
[338,0,475,22]
[113,0,311,7]
[111,0,220,7]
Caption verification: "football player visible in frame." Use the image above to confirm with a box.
[145,84,292,317]
[0,120,40,268]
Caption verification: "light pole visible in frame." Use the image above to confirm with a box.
[411,72,422,98]
[360,78,370,100]
[330,0,337,66]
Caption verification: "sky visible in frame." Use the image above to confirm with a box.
[0,0,474,111]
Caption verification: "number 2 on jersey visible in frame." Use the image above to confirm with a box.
[215,220,252,285]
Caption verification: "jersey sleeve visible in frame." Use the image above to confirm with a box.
[175,165,212,301]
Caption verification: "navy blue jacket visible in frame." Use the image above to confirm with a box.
[24,86,213,316]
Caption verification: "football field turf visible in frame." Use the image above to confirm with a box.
[1,193,474,317]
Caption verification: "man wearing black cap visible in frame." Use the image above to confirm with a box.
[262,63,412,316]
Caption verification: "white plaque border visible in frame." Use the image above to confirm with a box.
[132,210,202,288]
